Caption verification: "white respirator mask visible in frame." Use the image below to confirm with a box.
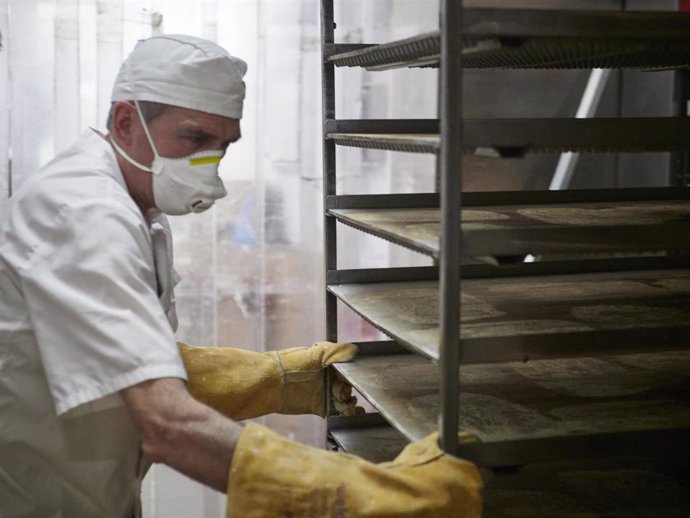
[110,101,227,215]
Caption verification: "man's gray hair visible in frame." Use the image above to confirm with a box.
[105,101,169,131]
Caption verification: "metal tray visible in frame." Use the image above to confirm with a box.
[333,351,690,466]
[328,9,690,70]
[330,200,690,259]
[329,269,690,362]
[327,118,690,155]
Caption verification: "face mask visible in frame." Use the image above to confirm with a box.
[109,101,227,215]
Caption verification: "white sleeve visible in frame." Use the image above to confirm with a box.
[20,198,187,415]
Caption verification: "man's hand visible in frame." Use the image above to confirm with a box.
[120,376,481,517]
[226,422,482,517]
[120,378,243,493]
[179,341,358,420]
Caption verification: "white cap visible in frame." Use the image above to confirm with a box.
[111,34,247,119]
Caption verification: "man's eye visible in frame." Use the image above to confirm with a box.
[187,135,206,144]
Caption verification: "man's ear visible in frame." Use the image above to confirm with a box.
[111,101,137,145]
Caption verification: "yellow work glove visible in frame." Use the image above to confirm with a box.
[178,341,358,420]
[227,423,482,518]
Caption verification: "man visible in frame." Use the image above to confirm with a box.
[0,34,481,517]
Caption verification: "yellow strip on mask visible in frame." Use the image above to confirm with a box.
[189,156,222,166]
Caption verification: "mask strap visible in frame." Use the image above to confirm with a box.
[128,55,162,172]
[109,134,154,174]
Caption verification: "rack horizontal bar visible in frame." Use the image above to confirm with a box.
[327,118,690,155]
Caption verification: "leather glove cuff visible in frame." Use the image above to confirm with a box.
[226,422,483,518]
[179,341,357,420]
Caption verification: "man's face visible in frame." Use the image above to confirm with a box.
[112,102,241,213]
[130,104,241,165]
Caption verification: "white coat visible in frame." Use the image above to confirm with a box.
[0,129,187,517]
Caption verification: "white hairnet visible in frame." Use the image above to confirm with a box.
[111,34,247,119]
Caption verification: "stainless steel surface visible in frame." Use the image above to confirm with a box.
[331,423,690,516]
[330,200,690,258]
[327,266,439,286]
[324,118,438,134]
[328,414,409,463]
[321,0,337,345]
[333,351,690,465]
[326,192,439,210]
[328,33,439,71]
[482,451,690,518]
[328,428,408,463]
[329,10,690,71]
[328,132,439,153]
[329,415,690,517]
[327,187,690,210]
[330,257,690,286]
[329,269,690,362]
[549,68,611,190]
[328,117,690,155]
[439,0,464,458]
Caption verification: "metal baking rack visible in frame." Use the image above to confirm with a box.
[320,1,690,503]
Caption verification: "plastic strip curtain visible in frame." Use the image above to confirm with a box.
[0,0,151,193]
[0,1,437,516]
[2,0,56,194]
[0,0,8,200]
